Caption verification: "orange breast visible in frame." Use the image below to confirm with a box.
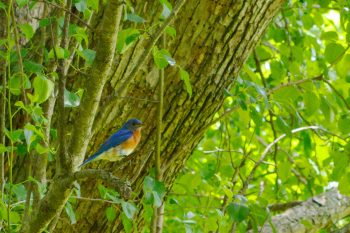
[121,128,141,151]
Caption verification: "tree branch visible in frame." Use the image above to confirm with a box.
[251,189,350,233]
[70,169,131,199]
[68,0,124,171]
[26,1,125,232]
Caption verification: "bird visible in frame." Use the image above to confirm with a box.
[79,118,143,167]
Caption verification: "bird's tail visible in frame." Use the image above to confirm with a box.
[79,153,99,168]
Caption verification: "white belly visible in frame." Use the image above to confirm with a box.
[97,146,133,161]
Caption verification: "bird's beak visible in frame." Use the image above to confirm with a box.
[137,123,144,128]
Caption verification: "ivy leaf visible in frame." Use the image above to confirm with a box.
[33,75,54,104]
[23,128,34,151]
[179,68,192,97]
[116,28,140,54]
[80,49,96,65]
[0,144,7,153]
[19,24,34,40]
[325,43,345,63]
[153,47,176,69]
[121,213,133,233]
[159,0,172,19]
[65,202,77,224]
[48,47,70,59]
[0,1,6,9]
[75,0,87,12]
[121,201,137,219]
[16,0,28,8]
[165,26,176,38]
[105,207,117,222]
[64,88,82,107]
[226,203,249,222]
[24,60,44,74]
[126,13,145,23]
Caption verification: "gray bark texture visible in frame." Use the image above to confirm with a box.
[255,189,350,233]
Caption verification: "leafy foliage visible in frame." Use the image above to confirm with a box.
[165,1,350,232]
[1,0,350,232]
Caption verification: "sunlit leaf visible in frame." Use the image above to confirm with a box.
[65,202,77,224]
[33,75,54,104]
[325,43,345,63]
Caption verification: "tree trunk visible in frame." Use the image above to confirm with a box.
[54,0,284,232]
[253,189,350,233]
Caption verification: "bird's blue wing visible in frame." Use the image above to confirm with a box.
[79,129,133,167]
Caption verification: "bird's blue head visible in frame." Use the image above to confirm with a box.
[122,118,143,131]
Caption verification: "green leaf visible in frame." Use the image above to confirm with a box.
[33,75,54,104]
[0,1,6,9]
[277,161,291,182]
[0,144,7,153]
[12,184,26,201]
[302,131,312,156]
[270,60,286,81]
[143,176,165,207]
[24,128,34,150]
[80,49,96,65]
[320,31,338,41]
[159,0,172,19]
[121,201,137,219]
[226,203,249,222]
[25,123,45,139]
[35,143,49,154]
[332,151,349,180]
[152,47,176,69]
[121,213,133,233]
[75,0,87,12]
[48,46,69,59]
[9,75,22,95]
[24,60,44,74]
[325,43,345,63]
[338,116,350,134]
[250,106,262,127]
[339,172,350,195]
[65,202,77,224]
[303,92,319,116]
[39,18,51,27]
[165,26,176,38]
[346,23,350,43]
[5,129,23,142]
[255,46,272,60]
[64,88,81,107]
[16,0,28,8]
[126,13,145,23]
[105,207,117,222]
[179,68,192,97]
[19,23,34,40]
[87,0,98,10]
[116,28,140,54]
[276,116,290,135]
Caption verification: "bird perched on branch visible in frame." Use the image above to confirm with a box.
[79,118,143,167]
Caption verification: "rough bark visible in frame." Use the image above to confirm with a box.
[54,0,285,232]
[254,189,350,233]
[23,1,125,232]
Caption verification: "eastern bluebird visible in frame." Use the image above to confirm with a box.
[79,118,143,167]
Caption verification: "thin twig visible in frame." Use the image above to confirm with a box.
[38,0,93,30]
[253,50,280,198]
[241,126,324,194]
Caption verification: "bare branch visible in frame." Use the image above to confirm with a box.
[70,169,132,199]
